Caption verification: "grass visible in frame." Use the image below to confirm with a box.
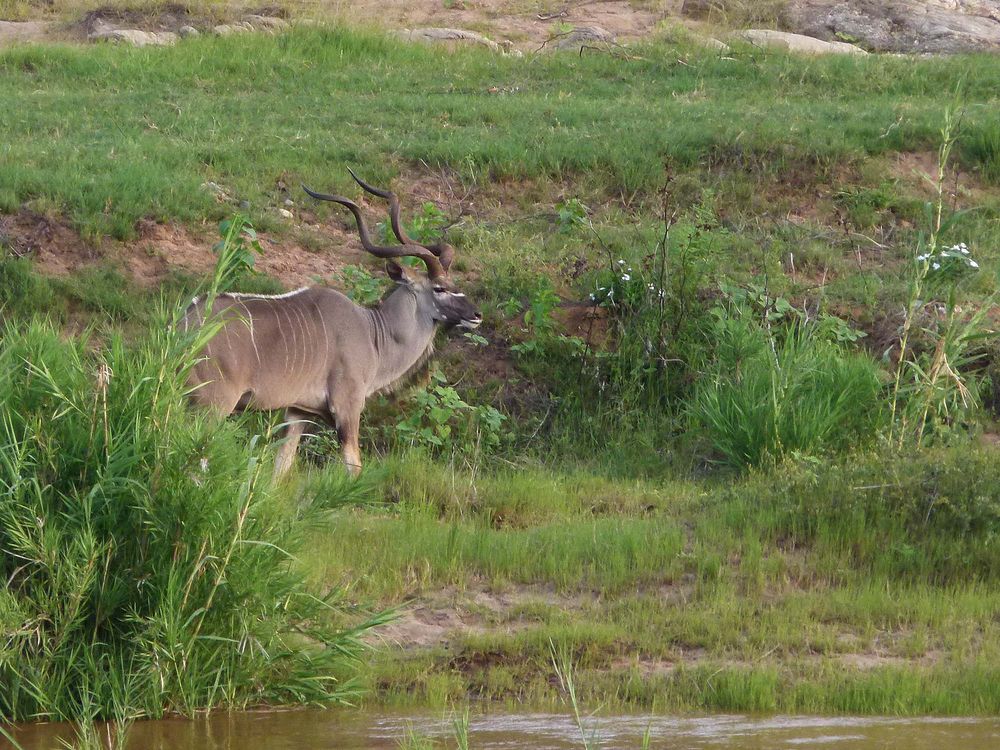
[2,24,1000,724]
[0,28,999,239]
[0,260,383,723]
[299,450,1000,714]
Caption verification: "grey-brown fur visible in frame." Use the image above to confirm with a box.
[183,173,481,477]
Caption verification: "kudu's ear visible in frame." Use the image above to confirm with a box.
[385,260,412,284]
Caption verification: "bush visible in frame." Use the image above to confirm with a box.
[0,317,376,722]
[693,319,885,469]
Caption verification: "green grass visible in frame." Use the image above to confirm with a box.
[296,451,1000,714]
[1,27,999,238]
[0,312,380,722]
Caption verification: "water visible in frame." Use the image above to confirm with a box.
[6,711,1000,749]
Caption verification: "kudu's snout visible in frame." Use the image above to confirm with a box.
[460,313,484,330]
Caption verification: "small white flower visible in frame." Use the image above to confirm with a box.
[648,283,655,290]
[916,254,930,262]
[589,293,596,301]
[932,262,941,270]
[969,260,979,269]
[621,274,631,282]
[617,259,625,265]
[200,458,209,473]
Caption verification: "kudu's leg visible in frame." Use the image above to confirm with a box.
[330,390,363,477]
[274,408,310,480]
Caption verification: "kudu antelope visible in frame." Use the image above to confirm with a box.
[183,171,482,477]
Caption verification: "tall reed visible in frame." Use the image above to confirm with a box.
[0,221,382,722]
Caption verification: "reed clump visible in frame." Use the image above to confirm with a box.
[0,309,375,722]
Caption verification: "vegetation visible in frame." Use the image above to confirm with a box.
[1,28,999,239]
[0,230,384,725]
[1,23,1000,729]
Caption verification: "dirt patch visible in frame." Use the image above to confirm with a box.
[367,583,598,649]
[368,582,953,686]
[5,0,676,49]
[837,649,944,671]
[886,150,991,204]
[0,20,52,45]
[1,211,100,276]
[127,219,369,288]
[553,302,611,348]
[338,0,674,48]
[1,210,372,289]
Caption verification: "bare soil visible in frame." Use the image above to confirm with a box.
[370,581,949,678]
[2,209,372,288]
[330,0,676,47]
[0,1,678,49]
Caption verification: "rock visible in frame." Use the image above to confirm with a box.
[283,199,295,207]
[698,36,731,52]
[178,25,199,38]
[89,29,178,47]
[737,28,868,54]
[397,27,501,52]
[278,208,294,219]
[553,25,616,50]
[242,15,289,32]
[783,0,1000,54]
[201,182,230,202]
[213,22,254,36]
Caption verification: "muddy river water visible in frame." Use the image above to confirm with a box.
[6,711,1000,749]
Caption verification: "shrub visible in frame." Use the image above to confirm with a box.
[0,312,377,720]
[692,319,885,469]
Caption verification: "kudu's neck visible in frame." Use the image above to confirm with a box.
[366,285,437,393]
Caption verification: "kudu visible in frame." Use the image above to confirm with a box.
[183,171,482,477]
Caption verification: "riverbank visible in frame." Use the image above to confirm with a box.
[1,24,999,724]
[304,452,1000,715]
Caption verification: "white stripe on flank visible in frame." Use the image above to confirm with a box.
[222,287,309,300]
[236,300,261,365]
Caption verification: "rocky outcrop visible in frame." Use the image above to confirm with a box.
[553,25,616,50]
[785,1,1000,54]
[738,28,867,54]
[698,36,731,52]
[212,22,254,36]
[84,14,289,46]
[89,29,178,46]
[682,0,1000,53]
[397,27,502,51]
[242,15,290,32]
